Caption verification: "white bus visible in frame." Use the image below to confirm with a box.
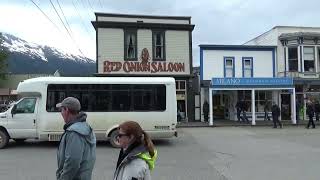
[0,77,178,148]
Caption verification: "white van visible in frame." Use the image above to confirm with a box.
[0,77,178,148]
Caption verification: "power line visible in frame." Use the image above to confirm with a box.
[29,0,64,35]
[87,0,94,12]
[49,0,85,57]
[71,0,95,41]
[98,0,104,10]
[56,0,73,36]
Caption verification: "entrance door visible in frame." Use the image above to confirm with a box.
[177,100,186,121]
[296,94,304,121]
[281,94,291,120]
[212,92,230,120]
[7,98,37,138]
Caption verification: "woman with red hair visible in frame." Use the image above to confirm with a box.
[113,121,157,180]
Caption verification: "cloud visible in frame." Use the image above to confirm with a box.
[2,0,320,65]
[0,1,96,59]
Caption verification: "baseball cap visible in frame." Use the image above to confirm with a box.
[56,97,81,111]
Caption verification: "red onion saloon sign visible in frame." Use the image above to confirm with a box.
[103,48,185,73]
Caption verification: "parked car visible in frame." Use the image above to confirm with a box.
[0,100,11,112]
[0,100,14,112]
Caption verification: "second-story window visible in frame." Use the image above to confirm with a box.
[243,57,253,77]
[224,57,234,77]
[288,47,298,71]
[304,47,315,72]
[125,30,137,61]
[153,31,165,60]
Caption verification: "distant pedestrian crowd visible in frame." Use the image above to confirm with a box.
[202,98,320,129]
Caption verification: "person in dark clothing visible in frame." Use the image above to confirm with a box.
[314,101,320,122]
[264,100,271,121]
[271,103,282,128]
[203,101,209,122]
[241,100,249,123]
[296,101,301,125]
[235,101,242,122]
[306,100,315,129]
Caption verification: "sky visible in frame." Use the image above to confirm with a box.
[1,0,320,66]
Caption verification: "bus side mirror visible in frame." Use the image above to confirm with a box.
[11,104,17,117]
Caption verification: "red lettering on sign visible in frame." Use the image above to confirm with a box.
[103,60,185,73]
[123,62,130,73]
[151,62,158,73]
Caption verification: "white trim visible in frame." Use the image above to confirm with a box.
[292,89,296,124]
[209,89,213,126]
[251,89,256,125]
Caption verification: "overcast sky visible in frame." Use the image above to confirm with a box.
[1,0,320,66]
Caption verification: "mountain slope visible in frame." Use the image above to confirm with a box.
[1,33,95,76]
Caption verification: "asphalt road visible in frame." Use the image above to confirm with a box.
[1,126,320,180]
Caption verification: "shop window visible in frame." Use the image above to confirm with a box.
[242,57,253,77]
[254,91,272,112]
[175,80,186,91]
[288,47,298,71]
[238,90,271,112]
[224,57,234,77]
[153,31,165,60]
[124,30,137,61]
[303,47,315,72]
[237,90,251,111]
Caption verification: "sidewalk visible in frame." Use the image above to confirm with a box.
[177,120,320,128]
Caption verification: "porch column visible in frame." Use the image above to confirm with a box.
[251,89,256,125]
[292,88,296,124]
[209,88,213,126]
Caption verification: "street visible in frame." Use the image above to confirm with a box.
[1,127,320,180]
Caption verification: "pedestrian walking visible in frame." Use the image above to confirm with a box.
[56,97,96,180]
[113,121,157,180]
[241,100,249,123]
[306,100,316,129]
[314,100,320,122]
[203,100,209,122]
[296,100,301,125]
[235,101,242,122]
[264,100,271,121]
[271,102,282,128]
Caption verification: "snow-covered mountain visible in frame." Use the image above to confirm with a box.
[1,33,95,76]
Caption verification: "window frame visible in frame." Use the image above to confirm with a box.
[15,98,37,114]
[303,46,315,72]
[152,30,166,61]
[242,57,253,77]
[224,56,235,77]
[124,29,138,61]
[287,46,299,72]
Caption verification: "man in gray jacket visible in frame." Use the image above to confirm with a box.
[56,97,96,180]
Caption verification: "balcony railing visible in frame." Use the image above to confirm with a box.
[278,71,319,78]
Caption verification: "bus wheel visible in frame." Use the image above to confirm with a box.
[109,130,121,148]
[14,139,26,143]
[0,130,9,149]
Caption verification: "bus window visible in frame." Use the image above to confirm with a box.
[15,98,36,114]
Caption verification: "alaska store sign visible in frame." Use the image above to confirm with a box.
[211,77,294,87]
[103,48,185,73]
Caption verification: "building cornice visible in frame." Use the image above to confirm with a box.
[91,21,195,31]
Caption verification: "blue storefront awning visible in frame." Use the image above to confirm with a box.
[211,77,294,88]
